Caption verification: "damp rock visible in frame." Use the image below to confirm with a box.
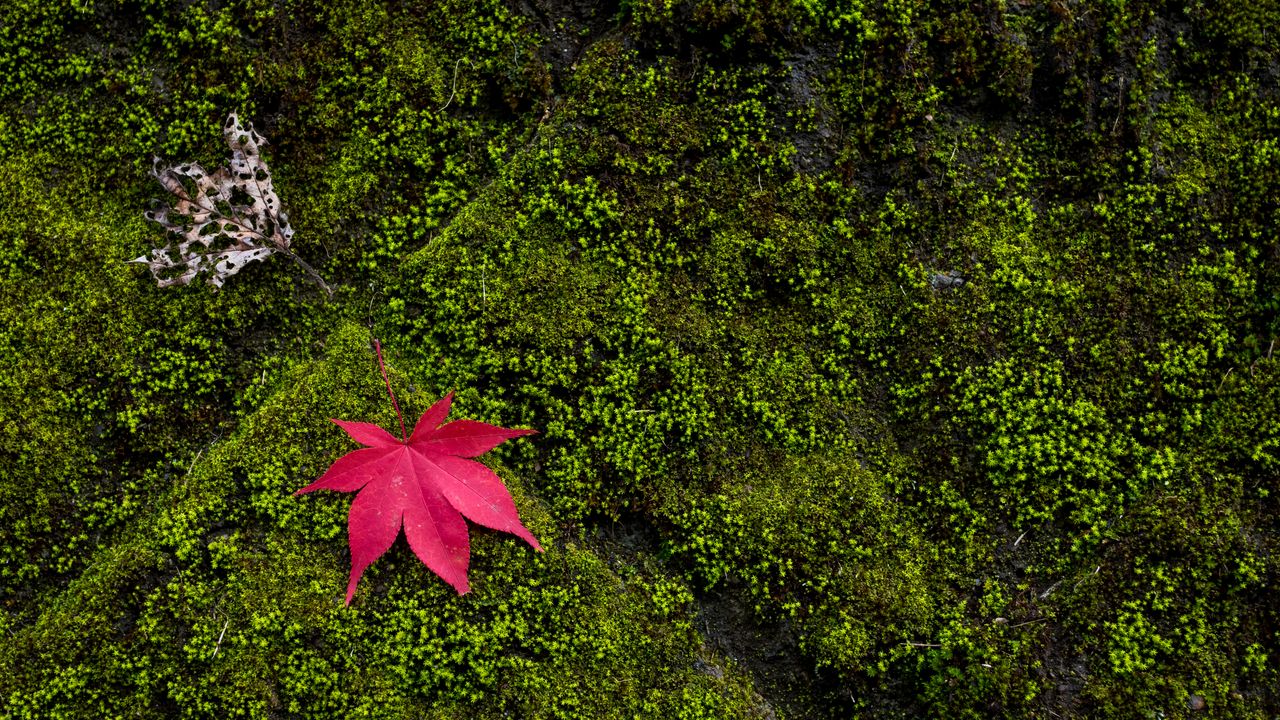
[930,271,966,290]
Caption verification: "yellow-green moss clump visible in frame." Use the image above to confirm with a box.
[2,0,1279,717]
[3,323,766,719]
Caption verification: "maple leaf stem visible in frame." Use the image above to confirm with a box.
[373,339,407,441]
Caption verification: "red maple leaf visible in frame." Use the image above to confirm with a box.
[295,342,540,603]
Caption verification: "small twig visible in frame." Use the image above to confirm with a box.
[1216,367,1233,393]
[1038,579,1063,600]
[183,448,204,484]
[365,284,382,329]
[1013,530,1028,548]
[1111,77,1126,136]
[904,641,942,648]
[233,155,332,297]
[1071,566,1102,591]
[438,58,473,113]
[274,244,334,297]
[374,339,407,441]
[215,200,332,297]
[210,619,230,659]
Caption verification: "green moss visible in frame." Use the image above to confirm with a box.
[2,0,1279,716]
[3,323,765,717]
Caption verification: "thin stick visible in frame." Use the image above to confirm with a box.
[1112,77,1126,135]
[221,160,334,298]
[180,448,204,487]
[1216,367,1233,393]
[211,619,230,659]
[214,197,331,297]
[275,244,334,297]
[438,58,473,113]
[1038,579,1063,600]
[374,340,407,441]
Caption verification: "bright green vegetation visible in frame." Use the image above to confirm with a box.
[1,0,1277,717]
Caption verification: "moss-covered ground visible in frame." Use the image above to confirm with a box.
[1,0,1278,717]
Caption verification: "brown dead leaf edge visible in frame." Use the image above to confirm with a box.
[132,113,332,296]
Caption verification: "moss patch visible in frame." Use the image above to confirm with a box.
[2,0,1278,717]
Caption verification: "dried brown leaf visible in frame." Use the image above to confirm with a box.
[133,113,296,289]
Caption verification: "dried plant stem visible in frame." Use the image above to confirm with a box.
[215,200,331,296]
[239,149,334,298]
[274,245,334,297]
[374,339,407,441]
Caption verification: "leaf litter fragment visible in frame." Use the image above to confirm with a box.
[133,113,331,294]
